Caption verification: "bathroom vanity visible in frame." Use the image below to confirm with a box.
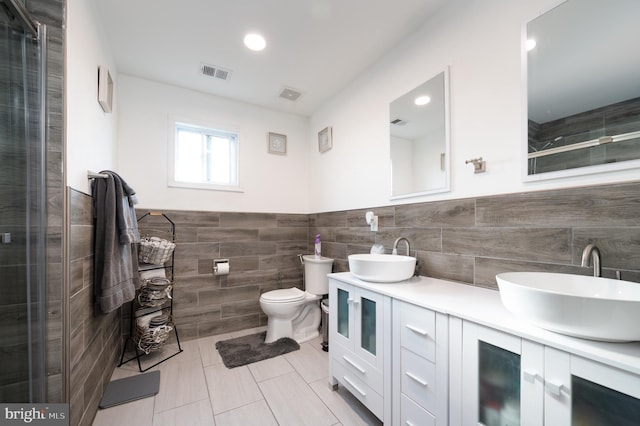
[328,273,640,426]
[328,280,391,422]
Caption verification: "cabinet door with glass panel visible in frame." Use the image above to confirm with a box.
[547,351,640,426]
[459,321,640,426]
[461,322,545,426]
[331,280,385,370]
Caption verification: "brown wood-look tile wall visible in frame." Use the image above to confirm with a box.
[68,189,122,426]
[121,180,640,349]
[41,0,66,405]
[135,210,310,341]
[311,181,640,290]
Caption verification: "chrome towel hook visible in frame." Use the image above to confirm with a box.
[465,157,486,173]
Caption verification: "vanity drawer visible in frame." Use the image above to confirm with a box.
[333,359,383,420]
[401,394,435,426]
[400,301,436,361]
[401,348,436,413]
[332,343,383,394]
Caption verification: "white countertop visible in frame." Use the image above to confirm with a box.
[329,272,640,376]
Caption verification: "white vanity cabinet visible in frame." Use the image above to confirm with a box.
[328,278,392,424]
[328,272,640,426]
[456,321,640,426]
[392,299,449,426]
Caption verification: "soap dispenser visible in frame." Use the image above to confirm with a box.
[314,234,321,258]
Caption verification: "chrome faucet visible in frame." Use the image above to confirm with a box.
[392,237,411,256]
[581,244,601,277]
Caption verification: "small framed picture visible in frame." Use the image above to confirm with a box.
[268,132,287,155]
[98,65,113,113]
[318,126,332,153]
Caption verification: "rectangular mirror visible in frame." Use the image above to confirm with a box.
[390,69,450,199]
[525,0,640,180]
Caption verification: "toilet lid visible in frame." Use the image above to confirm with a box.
[261,287,306,303]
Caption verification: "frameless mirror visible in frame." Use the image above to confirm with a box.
[390,69,450,199]
[525,0,640,180]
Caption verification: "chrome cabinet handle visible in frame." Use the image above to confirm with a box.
[405,371,428,387]
[343,355,366,374]
[545,380,569,397]
[523,370,543,384]
[343,376,366,397]
[405,324,429,336]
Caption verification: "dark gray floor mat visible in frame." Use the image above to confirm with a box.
[99,370,160,408]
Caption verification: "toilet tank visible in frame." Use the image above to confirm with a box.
[302,255,334,295]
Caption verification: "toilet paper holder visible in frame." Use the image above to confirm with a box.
[213,259,230,275]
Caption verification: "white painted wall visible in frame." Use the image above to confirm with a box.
[116,76,310,213]
[308,0,640,213]
[66,0,638,214]
[66,0,118,194]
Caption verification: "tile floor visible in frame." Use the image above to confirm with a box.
[93,327,382,425]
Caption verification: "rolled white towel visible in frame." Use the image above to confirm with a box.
[136,310,162,329]
[139,266,166,281]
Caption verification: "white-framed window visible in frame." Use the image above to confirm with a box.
[168,119,241,191]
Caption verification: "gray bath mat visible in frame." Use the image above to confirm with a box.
[99,370,160,408]
[215,331,299,368]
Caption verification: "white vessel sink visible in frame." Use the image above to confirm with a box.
[496,272,640,342]
[348,253,416,283]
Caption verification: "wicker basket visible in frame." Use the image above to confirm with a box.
[138,237,176,264]
[134,316,173,354]
[137,277,172,307]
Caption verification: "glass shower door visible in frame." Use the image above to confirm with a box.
[0,2,47,403]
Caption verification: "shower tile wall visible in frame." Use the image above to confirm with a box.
[41,0,66,404]
[69,189,122,426]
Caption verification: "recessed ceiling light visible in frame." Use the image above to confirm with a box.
[244,33,266,51]
[414,95,431,106]
[526,38,537,51]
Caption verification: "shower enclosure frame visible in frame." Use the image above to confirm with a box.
[1,0,48,403]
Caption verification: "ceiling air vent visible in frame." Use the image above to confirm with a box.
[279,87,302,101]
[391,118,408,126]
[200,64,231,81]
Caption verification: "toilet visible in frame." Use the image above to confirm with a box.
[260,255,334,344]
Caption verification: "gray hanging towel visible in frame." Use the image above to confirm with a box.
[92,170,141,314]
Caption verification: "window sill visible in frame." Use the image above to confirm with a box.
[168,181,244,193]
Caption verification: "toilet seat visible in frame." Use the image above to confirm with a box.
[260,287,306,303]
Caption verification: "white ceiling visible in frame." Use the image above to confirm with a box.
[95,0,447,117]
